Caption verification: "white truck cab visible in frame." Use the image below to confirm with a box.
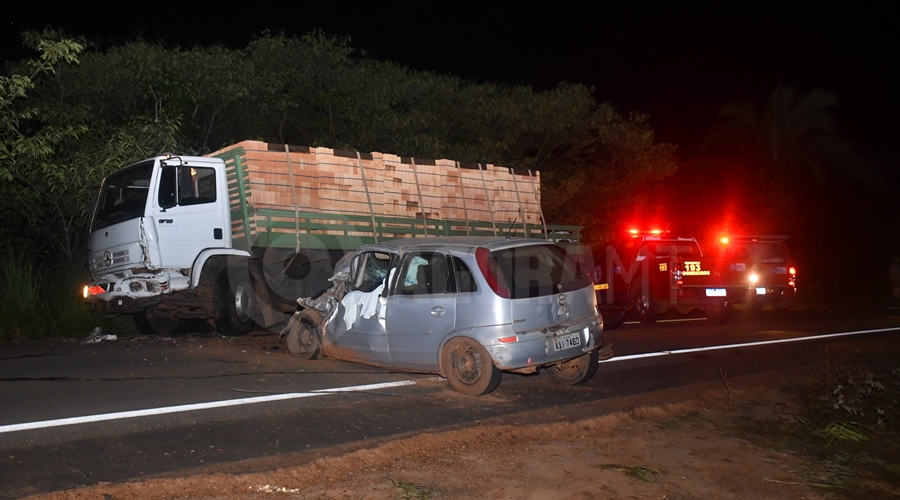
[84,155,253,336]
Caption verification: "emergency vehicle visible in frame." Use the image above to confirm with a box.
[726,235,797,311]
[593,230,742,329]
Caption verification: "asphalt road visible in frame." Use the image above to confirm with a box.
[2,306,899,497]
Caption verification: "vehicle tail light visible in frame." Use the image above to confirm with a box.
[789,267,797,287]
[749,273,759,284]
[789,267,796,275]
[720,237,729,244]
[475,247,510,298]
[672,262,684,287]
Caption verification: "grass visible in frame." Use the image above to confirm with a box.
[390,478,441,499]
[0,246,124,340]
[596,464,664,483]
[734,357,900,497]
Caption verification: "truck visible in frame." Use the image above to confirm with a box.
[82,140,582,335]
[593,230,754,329]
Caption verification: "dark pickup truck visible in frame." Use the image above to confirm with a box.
[593,231,754,329]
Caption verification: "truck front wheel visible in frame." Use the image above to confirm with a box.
[214,268,256,336]
[133,310,180,336]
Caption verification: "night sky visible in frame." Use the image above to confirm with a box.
[4,2,897,166]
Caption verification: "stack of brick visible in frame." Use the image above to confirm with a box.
[209,140,543,233]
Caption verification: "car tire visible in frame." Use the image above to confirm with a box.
[707,303,732,324]
[284,317,323,360]
[599,306,627,331]
[633,287,658,323]
[133,309,180,336]
[213,267,256,337]
[546,349,599,385]
[440,337,501,396]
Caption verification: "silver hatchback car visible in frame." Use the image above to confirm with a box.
[283,237,609,396]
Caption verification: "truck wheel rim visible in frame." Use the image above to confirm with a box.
[234,281,252,322]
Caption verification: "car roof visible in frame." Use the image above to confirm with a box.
[357,236,560,254]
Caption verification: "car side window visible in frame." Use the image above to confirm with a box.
[452,257,477,293]
[398,252,450,295]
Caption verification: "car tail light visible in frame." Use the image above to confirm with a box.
[475,247,510,298]
[789,266,797,287]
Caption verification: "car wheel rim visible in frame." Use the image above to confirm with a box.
[453,345,483,385]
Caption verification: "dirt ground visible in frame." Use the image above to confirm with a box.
[22,364,899,500]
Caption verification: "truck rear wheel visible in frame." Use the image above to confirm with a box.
[214,268,256,336]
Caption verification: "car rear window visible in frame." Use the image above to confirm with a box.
[742,242,788,263]
[490,244,590,299]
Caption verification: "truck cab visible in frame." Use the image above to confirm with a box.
[83,155,254,336]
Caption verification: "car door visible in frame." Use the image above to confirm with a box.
[384,251,457,370]
[326,250,395,366]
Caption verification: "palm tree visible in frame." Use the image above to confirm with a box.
[704,85,876,189]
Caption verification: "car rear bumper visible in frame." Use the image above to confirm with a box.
[479,316,602,370]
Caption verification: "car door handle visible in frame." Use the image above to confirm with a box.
[430,306,445,317]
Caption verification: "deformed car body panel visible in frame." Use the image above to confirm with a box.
[290,236,606,387]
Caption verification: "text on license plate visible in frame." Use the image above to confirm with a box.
[553,332,581,351]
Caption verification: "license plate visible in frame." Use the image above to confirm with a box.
[553,332,581,351]
[705,288,726,297]
[756,287,767,295]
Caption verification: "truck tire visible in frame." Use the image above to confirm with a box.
[633,286,658,323]
[546,349,599,384]
[133,310,180,336]
[213,267,256,336]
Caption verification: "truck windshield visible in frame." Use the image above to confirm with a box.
[92,161,154,231]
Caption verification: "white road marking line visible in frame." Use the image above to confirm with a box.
[600,326,900,363]
[623,317,707,325]
[0,380,416,435]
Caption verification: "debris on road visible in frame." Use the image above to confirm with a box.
[82,327,118,344]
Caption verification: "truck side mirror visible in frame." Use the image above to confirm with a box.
[158,165,178,209]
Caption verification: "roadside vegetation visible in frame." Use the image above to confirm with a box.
[736,358,900,495]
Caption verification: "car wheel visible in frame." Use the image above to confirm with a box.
[440,337,501,396]
[633,287,658,323]
[284,317,322,360]
[707,303,732,324]
[600,306,626,331]
[133,309,180,336]
[547,349,599,385]
[214,267,256,336]
[772,290,794,313]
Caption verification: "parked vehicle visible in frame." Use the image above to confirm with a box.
[82,141,581,336]
[282,237,611,396]
[728,236,797,311]
[593,230,750,329]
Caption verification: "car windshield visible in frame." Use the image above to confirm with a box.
[92,161,154,231]
[491,244,591,298]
